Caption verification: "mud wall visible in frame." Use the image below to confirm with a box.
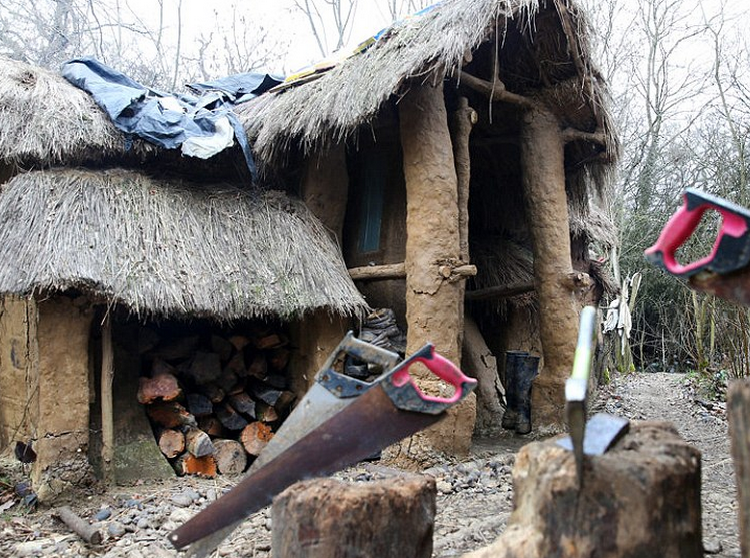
[0,296,38,454]
[31,296,95,502]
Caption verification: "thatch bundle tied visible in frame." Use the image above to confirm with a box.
[0,168,366,320]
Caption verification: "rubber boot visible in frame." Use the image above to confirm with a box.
[514,354,540,435]
[501,351,528,430]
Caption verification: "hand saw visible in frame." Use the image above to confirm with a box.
[169,336,476,555]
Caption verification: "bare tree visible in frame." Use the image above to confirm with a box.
[293,0,359,58]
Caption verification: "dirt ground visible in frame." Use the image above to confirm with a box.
[0,370,740,557]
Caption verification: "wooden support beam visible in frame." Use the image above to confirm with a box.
[466,281,535,302]
[348,262,406,281]
[101,313,114,483]
[728,379,750,557]
[459,72,536,110]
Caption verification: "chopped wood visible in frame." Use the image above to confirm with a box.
[137,372,181,404]
[202,383,226,404]
[186,393,213,418]
[269,348,290,371]
[55,505,103,545]
[198,416,224,438]
[256,403,279,423]
[146,401,196,429]
[229,334,251,351]
[172,453,217,478]
[217,369,240,393]
[216,402,249,431]
[224,352,246,377]
[264,373,287,390]
[228,392,256,418]
[211,334,234,362]
[247,353,268,379]
[255,333,286,350]
[250,381,283,406]
[212,439,248,475]
[227,378,247,396]
[151,335,200,361]
[185,427,215,458]
[138,328,161,355]
[188,352,222,385]
[274,391,297,413]
[158,429,185,459]
[151,358,176,376]
[240,422,274,456]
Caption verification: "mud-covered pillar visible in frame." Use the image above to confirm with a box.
[301,144,349,246]
[520,107,579,431]
[389,80,476,463]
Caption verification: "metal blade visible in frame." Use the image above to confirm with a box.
[565,398,586,487]
[170,384,440,551]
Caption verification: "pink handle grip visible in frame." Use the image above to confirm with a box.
[645,195,748,275]
[391,345,476,405]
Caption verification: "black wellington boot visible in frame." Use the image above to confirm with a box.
[501,351,527,430]
[514,353,540,435]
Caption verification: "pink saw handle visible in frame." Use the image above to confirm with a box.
[644,188,750,278]
[384,344,477,414]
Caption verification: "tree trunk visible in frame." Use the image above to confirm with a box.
[464,422,702,558]
[390,80,476,464]
[519,107,579,430]
[272,476,436,558]
[101,314,115,483]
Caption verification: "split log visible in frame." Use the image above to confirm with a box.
[202,383,226,404]
[210,334,234,362]
[188,352,222,385]
[228,392,256,418]
[251,382,283,406]
[198,416,224,438]
[185,427,215,458]
[247,353,268,379]
[263,373,287,390]
[269,347,290,371]
[274,391,296,413]
[217,369,240,393]
[256,403,279,423]
[55,506,103,545]
[224,352,246,377]
[272,476,436,558]
[151,358,176,376]
[212,439,247,475]
[157,429,185,459]
[255,333,285,350]
[186,393,213,418]
[229,335,250,351]
[137,372,181,404]
[216,402,249,431]
[172,453,217,478]
[240,422,274,456]
[146,401,196,429]
[728,379,750,557]
[463,422,702,558]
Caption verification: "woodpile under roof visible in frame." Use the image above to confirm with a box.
[0,168,367,321]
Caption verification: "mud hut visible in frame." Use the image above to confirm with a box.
[0,57,367,500]
[237,0,619,461]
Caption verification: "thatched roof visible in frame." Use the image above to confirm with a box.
[0,56,155,167]
[239,0,618,178]
[0,168,367,321]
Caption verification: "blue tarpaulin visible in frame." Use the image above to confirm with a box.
[61,58,282,180]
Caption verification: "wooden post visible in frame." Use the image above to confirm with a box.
[464,422,703,558]
[101,313,114,483]
[728,379,750,557]
[394,80,476,461]
[272,476,436,558]
[519,107,579,430]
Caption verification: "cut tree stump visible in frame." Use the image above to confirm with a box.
[157,429,185,459]
[272,475,436,558]
[240,422,274,456]
[463,421,702,558]
[212,439,247,475]
[728,379,750,557]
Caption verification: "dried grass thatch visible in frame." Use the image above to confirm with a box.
[0,168,367,321]
[240,0,617,176]
[0,56,155,167]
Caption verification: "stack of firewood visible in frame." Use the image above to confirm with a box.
[137,326,295,478]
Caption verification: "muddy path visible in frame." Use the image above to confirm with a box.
[0,371,740,557]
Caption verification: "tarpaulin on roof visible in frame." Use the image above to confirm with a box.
[61,58,281,179]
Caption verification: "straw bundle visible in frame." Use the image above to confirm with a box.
[0,168,366,320]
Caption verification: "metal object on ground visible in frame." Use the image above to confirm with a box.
[169,340,476,555]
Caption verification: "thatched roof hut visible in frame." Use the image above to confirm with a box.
[0,56,156,168]
[0,167,366,321]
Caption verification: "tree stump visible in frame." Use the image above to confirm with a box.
[463,422,702,558]
[272,476,436,558]
[728,379,750,557]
